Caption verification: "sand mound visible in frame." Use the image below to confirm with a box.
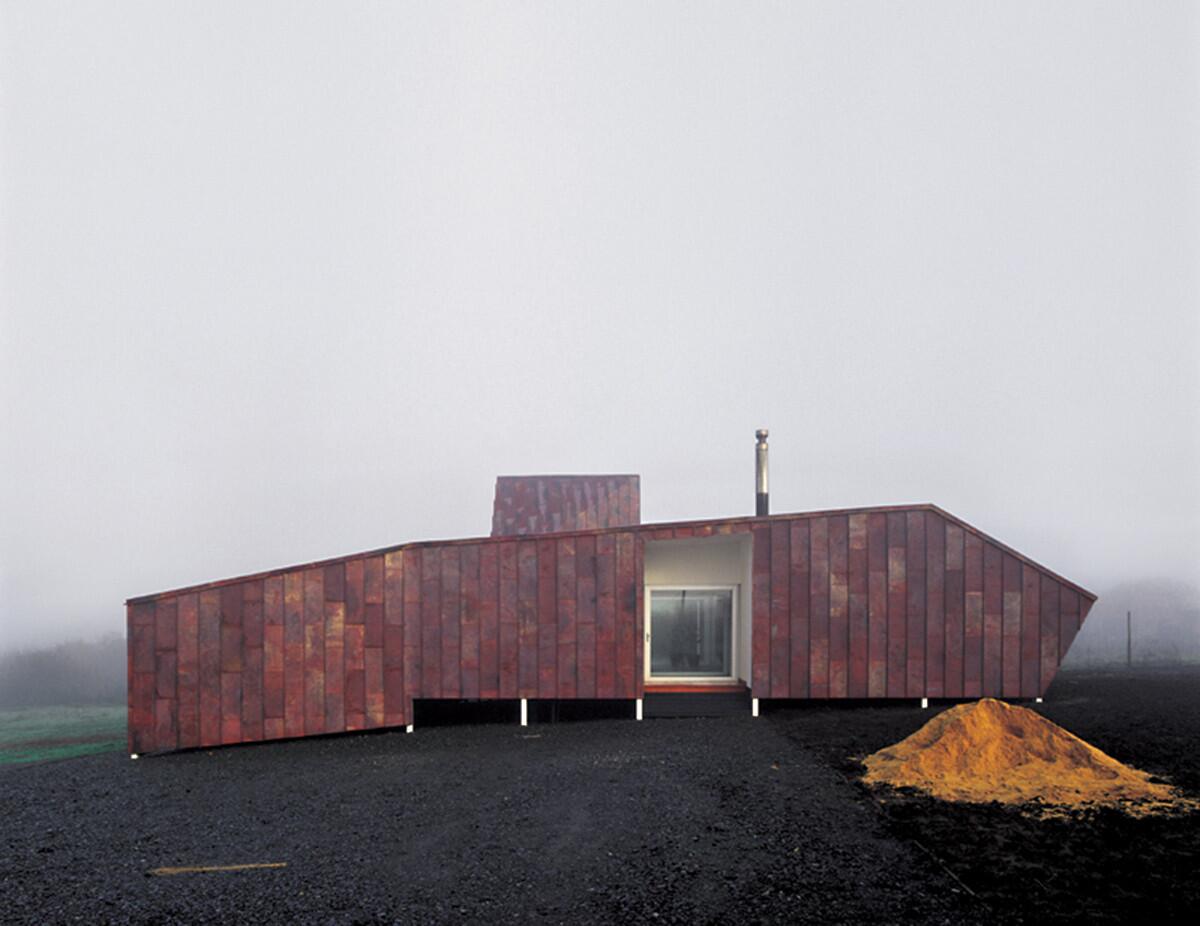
[861,698,1195,815]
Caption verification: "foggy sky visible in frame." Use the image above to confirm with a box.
[2,2,1197,651]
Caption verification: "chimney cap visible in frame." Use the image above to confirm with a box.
[756,428,769,441]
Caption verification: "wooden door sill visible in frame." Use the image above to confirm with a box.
[643,683,749,694]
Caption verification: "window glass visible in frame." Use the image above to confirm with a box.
[649,588,733,677]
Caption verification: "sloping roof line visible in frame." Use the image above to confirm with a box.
[126,502,1097,605]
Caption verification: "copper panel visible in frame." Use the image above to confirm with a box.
[556,537,577,699]
[460,544,482,700]
[847,514,869,699]
[537,538,558,698]
[828,515,849,698]
[885,513,906,698]
[924,512,945,698]
[769,520,791,698]
[790,519,812,698]
[491,475,640,537]
[865,513,887,699]
[440,546,462,699]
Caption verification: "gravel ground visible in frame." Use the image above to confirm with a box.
[2,711,977,924]
[769,666,1200,925]
[3,667,1195,925]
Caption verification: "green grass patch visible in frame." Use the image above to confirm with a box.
[0,705,126,766]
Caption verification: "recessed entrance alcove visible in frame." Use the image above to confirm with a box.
[643,533,753,689]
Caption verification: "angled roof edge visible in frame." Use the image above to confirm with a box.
[126,502,1096,605]
[921,504,1096,602]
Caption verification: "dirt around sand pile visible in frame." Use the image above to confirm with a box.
[861,697,1195,814]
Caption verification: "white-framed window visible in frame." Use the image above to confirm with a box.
[644,585,738,683]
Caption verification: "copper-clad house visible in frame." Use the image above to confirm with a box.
[126,435,1096,754]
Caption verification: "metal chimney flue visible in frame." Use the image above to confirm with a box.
[755,428,769,516]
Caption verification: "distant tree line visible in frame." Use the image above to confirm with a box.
[0,633,126,708]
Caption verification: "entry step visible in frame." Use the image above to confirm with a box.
[643,688,752,718]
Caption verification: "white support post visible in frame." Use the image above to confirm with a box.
[520,698,528,727]
[130,754,139,760]
[1035,697,1043,704]
[405,724,414,734]
[920,697,929,709]
[635,698,643,721]
[751,698,759,718]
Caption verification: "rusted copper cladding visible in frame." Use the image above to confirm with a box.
[491,475,640,537]
[126,501,1096,755]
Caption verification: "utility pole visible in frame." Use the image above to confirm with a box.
[1127,610,1132,668]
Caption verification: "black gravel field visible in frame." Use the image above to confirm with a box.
[769,666,1200,925]
[3,668,1197,925]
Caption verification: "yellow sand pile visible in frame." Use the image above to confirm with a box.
[861,698,1196,815]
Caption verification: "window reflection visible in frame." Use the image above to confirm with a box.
[649,589,733,677]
